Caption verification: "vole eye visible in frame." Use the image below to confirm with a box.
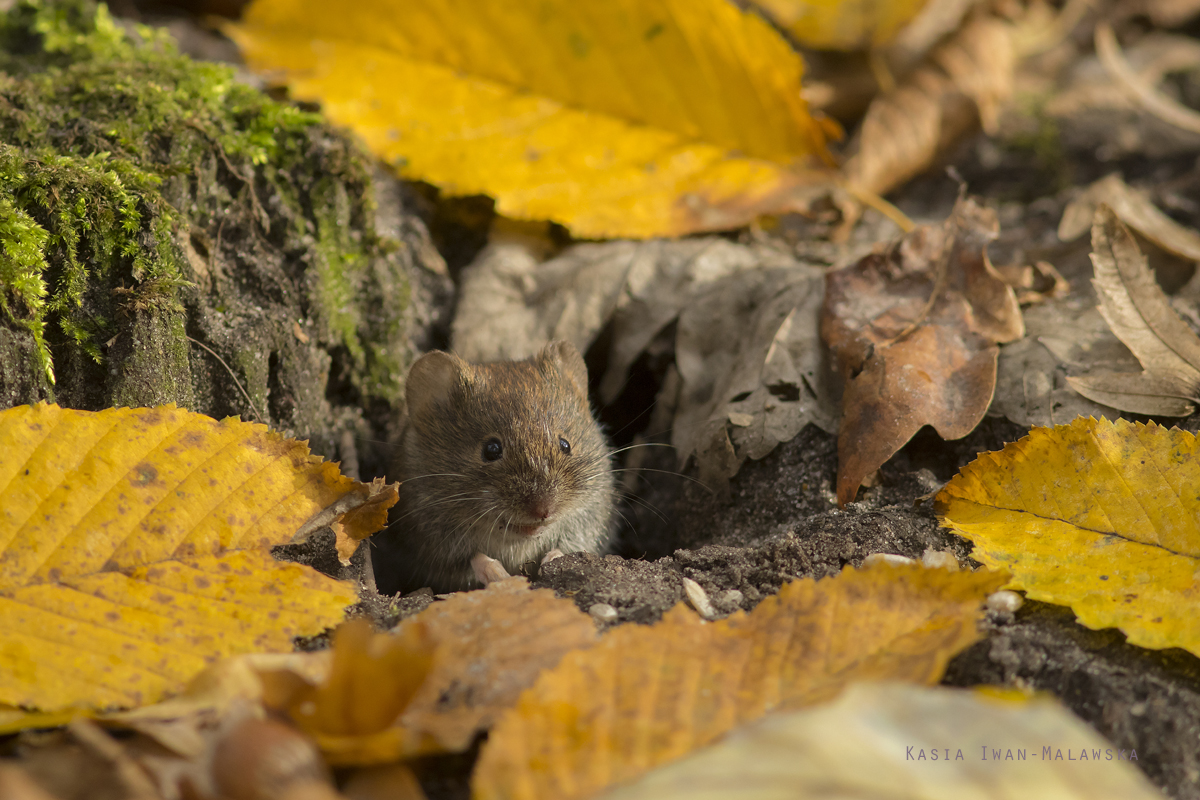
[558,437,571,455]
[482,438,503,462]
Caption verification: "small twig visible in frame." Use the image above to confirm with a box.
[184,119,271,231]
[842,182,915,233]
[1096,22,1200,137]
[883,244,952,347]
[186,335,265,423]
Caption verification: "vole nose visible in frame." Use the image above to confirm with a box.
[527,496,555,520]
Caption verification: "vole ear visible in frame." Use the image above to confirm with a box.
[539,339,589,401]
[406,350,468,420]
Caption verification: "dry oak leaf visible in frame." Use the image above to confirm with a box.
[472,562,1006,800]
[397,578,599,753]
[0,404,378,713]
[1066,206,1200,416]
[598,682,1166,800]
[228,0,837,240]
[821,195,1023,507]
[843,14,1015,198]
[936,416,1200,657]
[754,0,932,51]
[261,579,597,766]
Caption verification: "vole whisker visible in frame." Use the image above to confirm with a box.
[607,442,676,457]
[609,467,710,491]
[382,494,486,530]
[615,490,669,525]
[398,472,469,482]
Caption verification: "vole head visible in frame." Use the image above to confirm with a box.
[402,340,609,538]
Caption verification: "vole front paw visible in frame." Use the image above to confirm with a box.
[471,552,512,586]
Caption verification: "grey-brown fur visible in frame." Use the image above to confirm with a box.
[373,340,615,594]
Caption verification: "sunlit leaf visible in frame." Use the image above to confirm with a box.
[229,0,836,239]
[0,404,371,712]
[600,683,1165,800]
[937,416,1200,656]
[472,563,1005,800]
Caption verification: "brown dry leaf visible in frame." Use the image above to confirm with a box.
[821,195,1023,507]
[844,15,1015,198]
[11,724,169,800]
[472,563,1006,800]
[1066,207,1200,415]
[450,238,648,364]
[209,716,337,800]
[397,578,599,752]
[992,300,1136,428]
[10,703,342,800]
[257,580,596,766]
[1095,23,1200,138]
[1058,174,1200,262]
[883,0,988,75]
[299,477,399,566]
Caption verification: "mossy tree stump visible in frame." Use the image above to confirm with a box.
[0,0,449,477]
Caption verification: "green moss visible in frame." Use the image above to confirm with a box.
[1001,90,1071,196]
[0,0,409,407]
[0,190,51,382]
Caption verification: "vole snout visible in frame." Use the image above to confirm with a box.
[523,495,556,521]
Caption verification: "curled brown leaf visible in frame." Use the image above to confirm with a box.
[822,195,1023,506]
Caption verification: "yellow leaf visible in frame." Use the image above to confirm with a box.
[599,683,1164,800]
[228,0,836,239]
[936,416,1200,655]
[756,0,932,51]
[0,404,373,712]
[472,563,1004,800]
[278,618,440,767]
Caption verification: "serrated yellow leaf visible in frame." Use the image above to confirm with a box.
[0,404,373,712]
[936,416,1200,655]
[228,0,835,239]
[472,564,1004,800]
[756,0,932,50]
